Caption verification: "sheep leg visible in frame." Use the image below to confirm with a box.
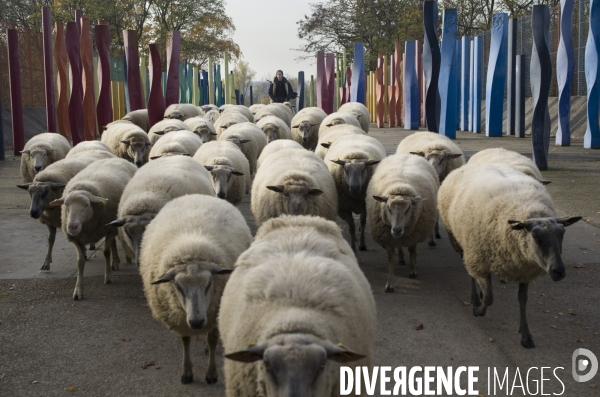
[103,235,114,285]
[518,282,535,348]
[435,217,441,239]
[428,232,437,246]
[110,236,121,271]
[181,336,194,384]
[73,242,87,300]
[358,211,367,251]
[41,224,56,271]
[205,328,219,384]
[88,243,96,251]
[408,245,418,279]
[472,274,493,317]
[385,246,396,293]
[339,210,356,252]
[398,247,406,266]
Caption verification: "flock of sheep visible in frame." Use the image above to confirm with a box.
[15,100,581,395]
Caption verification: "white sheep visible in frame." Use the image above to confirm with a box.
[318,112,362,137]
[222,105,254,122]
[218,122,267,177]
[220,215,376,396]
[315,124,366,160]
[149,130,203,159]
[213,111,248,137]
[200,104,218,113]
[253,103,292,127]
[100,123,152,167]
[255,115,293,143]
[108,155,214,267]
[122,109,150,132]
[248,103,264,115]
[338,102,370,133]
[164,103,203,120]
[366,154,439,291]
[66,141,113,158]
[140,194,252,384]
[147,119,190,144]
[194,141,250,206]
[20,133,72,182]
[468,147,550,184]
[291,107,327,150]
[251,149,338,226]
[203,109,220,123]
[49,158,137,300]
[257,139,304,169]
[438,163,581,348]
[184,116,218,143]
[325,134,386,252]
[17,156,102,270]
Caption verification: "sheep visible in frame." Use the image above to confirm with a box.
[468,147,550,184]
[147,119,190,144]
[213,111,248,137]
[222,105,254,122]
[251,149,338,226]
[100,123,152,167]
[20,133,72,182]
[248,103,264,115]
[218,122,267,177]
[194,141,251,205]
[291,107,327,150]
[255,115,293,143]
[108,156,214,267]
[315,124,366,160]
[140,194,252,384]
[220,215,376,397]
[318,112,362,137]
[122,109,150,132]
[257,139,304,169]
[366,154,439,291]
[49,158,137,300]
[200,104,218,113]
[203,109,220,123]
[66,141,113,158]
[164,103,203,120]
[338,102,370,133]
[253,103,292,127]
[218,104,234,112]
[17,156,102,270]
[438,163,581,348]
[184,116,218,143]
[148,130,203,159]
[325,134,386,252]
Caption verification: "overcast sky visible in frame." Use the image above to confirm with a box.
[225,0,318,80]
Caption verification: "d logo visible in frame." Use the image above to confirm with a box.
[572,348,598,383]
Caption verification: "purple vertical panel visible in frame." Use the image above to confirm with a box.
[148,44,166,129]
[7,29,25,154]
[80,18,96,141]
[95,24,112,133]
[345,66,352,102]
[389,54,396,127]
[325,53,335,114]
[165,31,180,108]
[42,7,56,132]
[74,10,83,99]
[124,30,143,111]
[66,22,84,145]
[54,23,71,141]
[316,51,328,113]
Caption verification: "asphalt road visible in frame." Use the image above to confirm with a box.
[1,128,599,396]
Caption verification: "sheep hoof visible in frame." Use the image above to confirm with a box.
[105,279,112,285]
[181,374,194,384]
[435,233,441,239]
[384,285,395,293]
[126,256,133,264]
[398,259,406,266]
[205,375,218,384]
[500,279,507,284]
[520,335,535,349]
[40,262,50,271]
[73,292,82,300]
[428,240,437,247]
[88,244,96,251]
[409,273,417,279]
[359,245,367,251]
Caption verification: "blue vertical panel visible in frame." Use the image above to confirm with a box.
[584,0,600,149]
[438,9,457,138]
[215,65,222,106]
[486,13,508,137]
[404,41,419,129]
[235,89,240,105]
[506,18,518,136]
[298,71,305,111]
[469,39,474,132]
[455,39,461,130]
[461,36,470,131]
[515,55,526,138]
[423,0,440,132]
[531,5,552,169]
[202,70,209,105]
[472,36,483,133]
[556,0,574,146]
[351,42,366,104]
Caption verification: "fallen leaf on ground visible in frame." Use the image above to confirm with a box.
[550,325,557,329]
[569,310,577,316]
[121,337,131,342]
[589,384,597,389]
[1,292,7,296]
[142,361,155,369]
[544,310,550,313]
[155,366,161,370]
[463,301,471,306]
[450,357,454,360]
[489,337,494,343]
[576,338,584,343]
[0,373,5,380]
[414,324,424,331]
[537,301,543,305]
[30,380,38,384]
[68,386,74,392]
[574,263,585,269]
[558,312,564,315]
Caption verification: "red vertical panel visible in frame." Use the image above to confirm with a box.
[325,53,335,113]
[165,31,180,108]
[66,22,84,144]
[80,18,96,140]
[25,29,34,107]
[42,7,56,132]
[148,44,166,129]
[376,55,385,128]
[389,54,396,127]
[7,29,25,154]
[124,30,143,111]
[95,24,112,133]
[54,23,71,142]
[396,43,403,126]
[316,51,328,113]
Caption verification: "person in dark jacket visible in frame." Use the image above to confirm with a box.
[268,70,294,103]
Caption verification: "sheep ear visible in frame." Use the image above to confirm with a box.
[411,196,427,204]
[146,141,153,146]
[355,113,362,119]
[50,183,67,191]
[89,195,109,204]
[308,188,324,196]
[410,151,426,157]
[446,153,462,159]
[120,140,131,146]
[49,198,65,207]
[204,165,214,171]
[555,216,582,227]
[150,155,162,160]
[508,220,526,230]
[106,219,126,227]
[20,150,31,155]
[225,345,266,363]
[310,123,318,127]
[209,132,218,136]
[209,263,233,275]
[330,158,346,166]
[231,169,245,176]
[373,195,388,203]
[325,123,334,127]
[17,183,31,190]
[238,139,251,144]
[325,343,365,363]
[541,180,551,185]
[266,185,285,193]
[365,159,381,166]
[291,124,299,128]
[320,142,331,149]
[154,130,165,135]
[102,126,108,131]
[151,269,177,284]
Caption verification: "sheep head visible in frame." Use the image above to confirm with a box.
[373,195,427,238]
[121,136,151,167]
[50,190,108,236]
[260,123,280,143]
[420,149,462,176]
[204,165,244,200]
[330,158,380,196]
[17,181,66,219]
[22,148,50,174]
[293,120,318,143]
[508,216,582,281]
[267,183,323,216]
[106,213,156,267]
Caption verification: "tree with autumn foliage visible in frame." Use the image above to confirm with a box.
[233,60,256,106]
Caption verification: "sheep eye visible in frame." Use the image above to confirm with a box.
[283,192,290,198]
[205,278,212,295]
[405,206,410,214]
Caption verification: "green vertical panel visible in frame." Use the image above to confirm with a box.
[179,61,185,103]
[224,53,229,104]
[208,57,214,105]
[310,75,315,107]
[140,57,147,107]
[192,66,199,105]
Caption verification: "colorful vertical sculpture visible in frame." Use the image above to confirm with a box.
[438,9,458,138]
[165,31,180,107]
[316,52,328,113]
[298,71,305,111]
[55,23,71,141]
[395,43,403,126]
[506,18,518,136]
[325,53,335,114]
[208,57,214,105]
[65,22,84,145]
[124,30,143,111]
[416,40,424,128]
[404,41,419,129]
[80,18,96,140]
[148,44,166,129]
[584,0,600,149]
[472,36,483,133]
[515,55,526,138]
[388,53,396,127]
[42,7,56,133]
[95,24,112,132]
[468,39,474,132]
[351,42,366,105]
[460,36,470,131]
[485,13,508,137]
[556,0,574,146]
[423,0,441,132]
[7,29,25,154]
[376,55,385,128]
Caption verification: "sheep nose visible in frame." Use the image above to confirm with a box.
[135,160,143,167]
[302,137,308,142]
[34,166,42,172]
[188,318,206,330]
[30,210,40,219]
[217,192,226,199]
[67,224,80,235]
[550,267,565,281]
[350,185,360,194]
[391,227,404,237]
